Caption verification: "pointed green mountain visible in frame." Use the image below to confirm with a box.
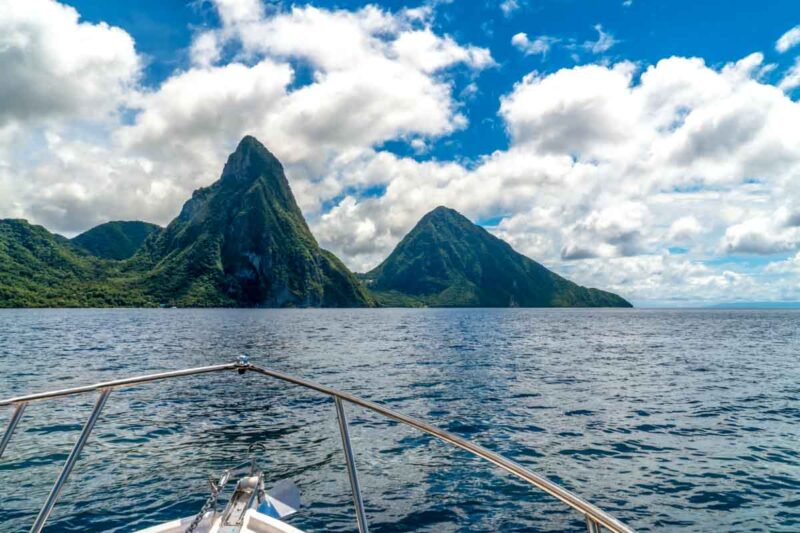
[71,220,161,260]
[134,136,374,307]
[0,137,373,308]
[364,206,631,308]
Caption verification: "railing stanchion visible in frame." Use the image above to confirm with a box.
[334,396,369,533]
[0,402,26,459]
[0,362,635,533]
[30,388,111,533]
[587,515,602,533]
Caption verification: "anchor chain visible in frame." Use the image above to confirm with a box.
[185,470,230,533]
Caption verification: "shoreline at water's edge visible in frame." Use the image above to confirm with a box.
[0,304,637,310]
[7,305,800,310]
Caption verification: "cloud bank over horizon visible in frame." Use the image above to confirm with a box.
[2,0,800,305]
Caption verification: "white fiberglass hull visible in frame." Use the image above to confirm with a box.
[137,508,305,533]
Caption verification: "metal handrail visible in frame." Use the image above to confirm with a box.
[0,358,636,533]
[0,363,238,406]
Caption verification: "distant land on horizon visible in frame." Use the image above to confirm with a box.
[708,302,800,309]
[0,136,630,309]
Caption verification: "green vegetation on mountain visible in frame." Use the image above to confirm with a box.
[363,206,631,308]
[130,136,374,307]
[0,220,150,307]
[0,139,627,309]
[0,136,373,308]
[71,220,161,260]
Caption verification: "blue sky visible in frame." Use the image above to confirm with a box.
[70,0,800,162]
[3,0,800,305]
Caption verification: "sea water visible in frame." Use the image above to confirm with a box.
[0,308,797,532]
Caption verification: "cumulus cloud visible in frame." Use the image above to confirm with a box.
[168,4,493,186]
[189,31,222,67]
[776,24,800,53]
[561,202,650,259]
[8,132,188,233]
[499,62,637,154]
[120,61,292,158]
[3,0,492,231]
[721,218,796,255]
[667,215,703,243]
[316,52,800,301]
[0,0,140,126]
[564,254,766,305]
[511,33,558,57]
[6,0,800,304]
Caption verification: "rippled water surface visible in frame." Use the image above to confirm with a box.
[0,308,798,532]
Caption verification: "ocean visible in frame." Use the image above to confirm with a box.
[0,308,797,532]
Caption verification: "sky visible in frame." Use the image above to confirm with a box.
[2,0,800,306]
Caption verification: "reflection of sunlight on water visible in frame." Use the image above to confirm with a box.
[0,308,799,532]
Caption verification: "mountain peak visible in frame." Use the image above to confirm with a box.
[426,205,458,218]
[366,207,631,308]
[221,135,283,184]
[71,220,161,260]
[421,205,469,224]
[417,206,478,236]
[143,136,374,308]
[236,134,269,154]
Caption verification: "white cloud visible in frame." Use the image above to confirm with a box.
[561,201,650,259]
[776,24,800,53]
[1,0,493,232]
[584,24,617,54]
[499,62,638,155]
[765,251,800,274]
[11,133,188,232]
[667,215,703,243]
[204,4,490,73]
[721,217,797,255]
[500,0,523,17]
[145,3,492,210]
[212,0,265,27]
[392,29,495,72]
[189,31,222,67]
[0,0,140,126]
[564,254,765,305]
[779,58,800,91]
[511,33,558,57]
[117,60,293,191]
[315,53,800,304]
[6,0,800,304]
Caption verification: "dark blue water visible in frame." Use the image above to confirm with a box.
[0,309,798,532]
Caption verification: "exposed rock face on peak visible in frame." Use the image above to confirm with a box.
[364,206,631,308]
[137,136,374,307]
[219,135,284,184]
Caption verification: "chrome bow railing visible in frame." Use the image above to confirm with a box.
[0,357,636,533]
